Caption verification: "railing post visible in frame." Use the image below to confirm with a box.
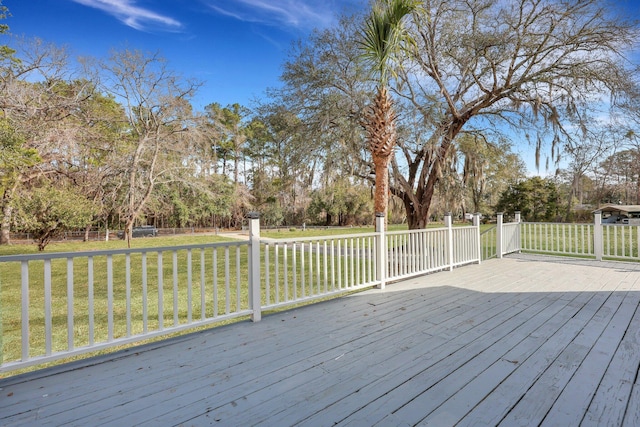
[248,212,262,322]
[496,212,504,259]
[375,213,386,289]
[445,213,454,271]
[594,210,603,261]
[473,213,481,264]
[515,211,522,253]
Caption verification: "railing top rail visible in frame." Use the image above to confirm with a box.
[521,221,592,226]
[450,225,477,231]
[0,240,249,263]
[262,232,378,244]
[386,227,447,236]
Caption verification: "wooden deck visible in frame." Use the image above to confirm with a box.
[2,254,640,426]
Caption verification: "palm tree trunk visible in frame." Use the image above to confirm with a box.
[373,155,390,216]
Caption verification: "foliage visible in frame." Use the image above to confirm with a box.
[0,0,15,63]
[308,179,374,226]
[0,119,39,188]
[205,102,250,183]
[12,184,98,250]
[458,134,526,215]
[154,175,235,228]
[496,177,561,222]
[246,105,313,225]
[597,148,640,205]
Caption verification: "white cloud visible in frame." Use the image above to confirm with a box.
[205,0,362,31]
[71,0,182,31]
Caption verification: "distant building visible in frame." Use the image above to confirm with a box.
[596,204,640,225]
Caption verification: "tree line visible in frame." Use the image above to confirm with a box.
[2,0,640,250]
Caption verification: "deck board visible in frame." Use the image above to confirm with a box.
[543,290,640,425]
[2,254,640,426]
[582,298,640,426]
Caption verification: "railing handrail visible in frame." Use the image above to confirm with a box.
[259,232,379,244]
[521,220,592,225]
[520,213,640,262]
[387,226,446,235]
[0,241,248,263]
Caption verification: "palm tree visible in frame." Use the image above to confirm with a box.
[360,0,416,218]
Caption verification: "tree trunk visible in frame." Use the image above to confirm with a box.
[404,195,429,229]
[0,184,17,245]
[391,120,463,229]
[123,218,134,247]
[0,202,12,245]
[373,155,390,217]
[406,207,427,229]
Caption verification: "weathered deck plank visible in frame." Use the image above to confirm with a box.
[582,299,640,426]
[1,254,640,426]
[542,287,640,425]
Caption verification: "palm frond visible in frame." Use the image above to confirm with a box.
[359,0,417,83]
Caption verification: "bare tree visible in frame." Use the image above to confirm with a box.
[614,82,640,205]
[97,49,201,244]
[390,0,638,227]
[562,127,616,218]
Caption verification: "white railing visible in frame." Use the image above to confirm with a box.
[0,212,485,373]
[602,224,640,260]
[0,241,252,372]
[480,225,497,260]
[9,209,636,373]
[387,228,448,280]
[12,210,637,374]
[259,213,482,310]
[452,225,482,267]
[478,212,521,261]
[520,212,640,262]
[521,222,594,257]
[494,212,522,259]
[260,232,380,311]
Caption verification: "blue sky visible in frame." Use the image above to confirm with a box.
[4,0,640,176]
[4,0,366,110]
